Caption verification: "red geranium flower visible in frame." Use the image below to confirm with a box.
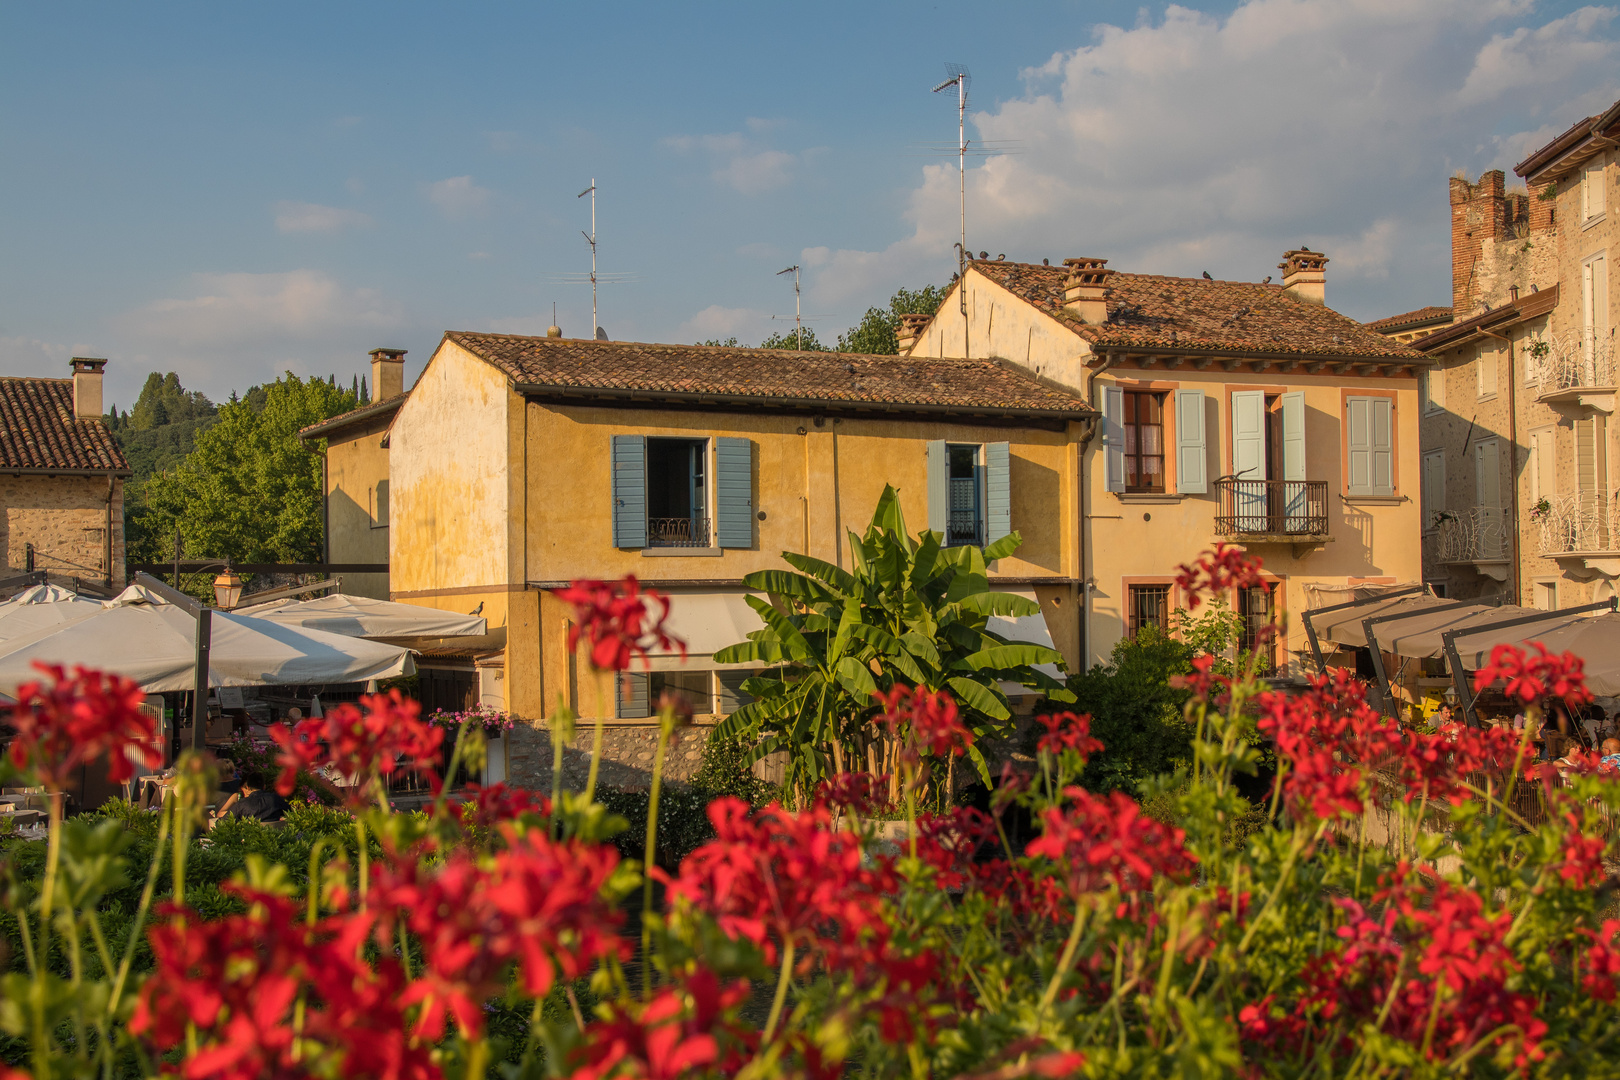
[1175,543,1264,610]
[6,662,157,792]
[269,690,444,800]
[1026,787,1196,901]
[874,684,973,759]
[554,575,685,672]
[1471,641,1592,708]
[448,782,550,830]
[1035,711,1103,761]
[815,770,894,817]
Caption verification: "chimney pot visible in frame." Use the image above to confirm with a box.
[70,358,106,419]
[369,348,407,401]
[1061,258,1111,325]
[1277,250,1328,305]
[896,313,931,355]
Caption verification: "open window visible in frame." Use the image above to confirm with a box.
[611,435,754,550]
[926,440,1010,548]
[647,437,709,547]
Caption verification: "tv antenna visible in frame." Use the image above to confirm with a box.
[932,63,970,287]
[776,265,803,350]
[578,179,600,338]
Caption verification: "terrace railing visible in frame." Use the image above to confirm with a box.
[1437,506,1509,563]
[1214,479,1329,538]
[1534,491,1619,555]
[648,516,711,548]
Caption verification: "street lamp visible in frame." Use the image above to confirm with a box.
[212,567,244,611]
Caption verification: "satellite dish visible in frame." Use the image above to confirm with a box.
[595,326,609,341]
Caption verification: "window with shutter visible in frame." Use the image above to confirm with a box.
[1346,396,1395,497]
[1424,365,1446,412]
[616,671,650,719]
[1586,161,1607,222]
[985,442,1011,545]
[1101,385,1125,492]
[1173,388,1206,494]
[716,670,755,713]
[1476,351,1497,399]
[611,435,648,548]
[926,439,949,534]
[1421,450,1445,532]
[715,437,754,549]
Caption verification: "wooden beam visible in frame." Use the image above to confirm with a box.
[1222,358,1245,371]
[1193,357,1215,370]
[1305,361,1326,374]
[1164,356,1185,369]
[1251,359,1274,372]
[1277,360,1299,373]
[1332,363,1353,375]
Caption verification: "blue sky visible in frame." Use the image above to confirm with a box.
[2,0,1617,408]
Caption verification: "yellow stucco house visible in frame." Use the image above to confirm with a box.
[318,331,1093,785]
[903,251,1430,675]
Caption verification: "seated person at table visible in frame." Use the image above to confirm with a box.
[1602,739,1620,770]
[215,758,243,799]
[215,768,287,824]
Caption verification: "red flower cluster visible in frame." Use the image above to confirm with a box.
[815,770,894,817]
[571,968,754,1080]
[374,827,628,1040]
[449,781,551,831]
[874,684,973,759]
[669,798,895,970]
[269,690,444,799]
[913,806,997,890]
[554,575,685,672]
[1026,787,1195,903]
[1581,920,1620,1002]
[131,887,432,1080]
[1035,711,1103,762]
[6,662,157,792]
[1472,641,1592,707]
[1174,543,1264,610]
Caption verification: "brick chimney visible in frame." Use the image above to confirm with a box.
[369,348,406,401]
[1062,258,1111,325]
[70,358,106,419]
[896,313,931,356]
[1278,249,1328,305]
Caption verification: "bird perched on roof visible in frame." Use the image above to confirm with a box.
[1262,276,1272,284]
[1202,271,1213,280]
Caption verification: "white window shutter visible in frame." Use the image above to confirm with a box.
[1230,391,1267,481]
[1371,397,1395,496]
[1173,389,1206,494]
[1422,450,1445,530]
[984,442,1011,544]
[926,440,949,534]
[611,435,648,548]
[1101,386,1125,492]
[1346,396,1371,496]
[1280,392,1306,482]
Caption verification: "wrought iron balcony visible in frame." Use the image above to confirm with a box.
[1534,492,1619,555]
[1436,507,1509,579]
[648,516,711,548]
[1214,480,1330,539]
[947,510,984,547]
[1530,330,1616,403]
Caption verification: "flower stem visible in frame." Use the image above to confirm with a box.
[108,798,173,1021]
[641,720,673,1000]
[1038,896,1090,1020]
[585,672,607,804]
[763,939,796,1043]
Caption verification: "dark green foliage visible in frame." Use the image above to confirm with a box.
[690,728,772,806]
[1068,624,1203,795]
[120,373,215,433]
[695,336,740,347]
[759,327,831,351]
[837,283,948,354]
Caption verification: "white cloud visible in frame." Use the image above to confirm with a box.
[677,305,766,342]
[663,131,799,194]
[803,0,1620,319]
[120,270,404,347]
[0,335,72,376]
[273,201,373,234]
[427,175,492,218]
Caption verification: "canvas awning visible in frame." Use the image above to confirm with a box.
[989,588,1063,690]
[656,591,768,658]
[1451,611,1620,696]
[0,584,103,642]
[1312,595,1455,649]
[0,588,415,696]
[238,593,487,639]
[1369,603,1536,659]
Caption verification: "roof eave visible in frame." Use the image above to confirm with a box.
[298,395,408,441]
[1084,344,1430,370]
[0,466,133,478]
[1412,285,1559,353]
[511,382,1095,423]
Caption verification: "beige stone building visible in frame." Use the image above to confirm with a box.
[0,359,129,588]
[1400,97,1619,610]
[903,252,1429,675]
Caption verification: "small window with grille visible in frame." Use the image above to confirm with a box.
[1127,584,1170,639]
[1238,584,1276,674]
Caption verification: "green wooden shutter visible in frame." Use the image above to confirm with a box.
[985,442,1011,545]
[1346,397,1372,496]
[715,437,753,548]
[926,440,948,535]
[1101,385,1125,492]
[1174,389,1206,494]
[615,672,650,719]
[611,435,647,548]
[716,670,755,713]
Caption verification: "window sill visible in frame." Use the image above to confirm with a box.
[1342,494,1407,505]
[1114,493,1187,503]
[1581,212,1606,232]
[1475,394,1498,403]
[641,546,724,558]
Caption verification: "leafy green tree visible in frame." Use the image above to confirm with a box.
[695,337,740,347]
[837,283,948,354]
[759,327,832,351]
[129,373,357,572]
[714,486,1074,800]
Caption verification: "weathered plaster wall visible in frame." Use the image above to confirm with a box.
[0,474,123,584]
[388,340,515,628]
[322,416,392,599]
[910,267,1095,387]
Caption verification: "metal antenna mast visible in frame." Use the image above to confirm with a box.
[932,64,970,293]
[776,265,802,350]
[578,179,598,338]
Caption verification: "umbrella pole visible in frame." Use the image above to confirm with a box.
[191,608,211,753]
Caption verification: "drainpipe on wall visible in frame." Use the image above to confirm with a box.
[1480,328,1521,605]
[1078,353,1118,671]
[319,448,330,565]
[104,476,114,587]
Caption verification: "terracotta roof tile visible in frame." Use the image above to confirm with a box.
[298,392,409,440]
[975,261,1424,360]
[444,333,1093,418]
[0,378,129,473]
[1365,306,1454,332]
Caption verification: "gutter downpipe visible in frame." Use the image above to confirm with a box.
[1480,326,1521,606]
[104,476,115,587]
[1079,353,1118,672]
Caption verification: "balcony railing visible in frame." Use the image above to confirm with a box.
[1214,480,1329,537]
[947,510,983,547]
[648,516,710,548]
[1535,491,1619,555]
[1530,329,1616,395]
[1436,507,1509,562]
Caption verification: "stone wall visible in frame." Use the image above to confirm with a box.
[0,474,124,584]
[504,719,716,792]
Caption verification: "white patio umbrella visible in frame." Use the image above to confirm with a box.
[0,584,104,642]
[0,590,415,697]
[238,592,486,639]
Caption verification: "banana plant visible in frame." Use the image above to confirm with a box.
[714,485,1074,799]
